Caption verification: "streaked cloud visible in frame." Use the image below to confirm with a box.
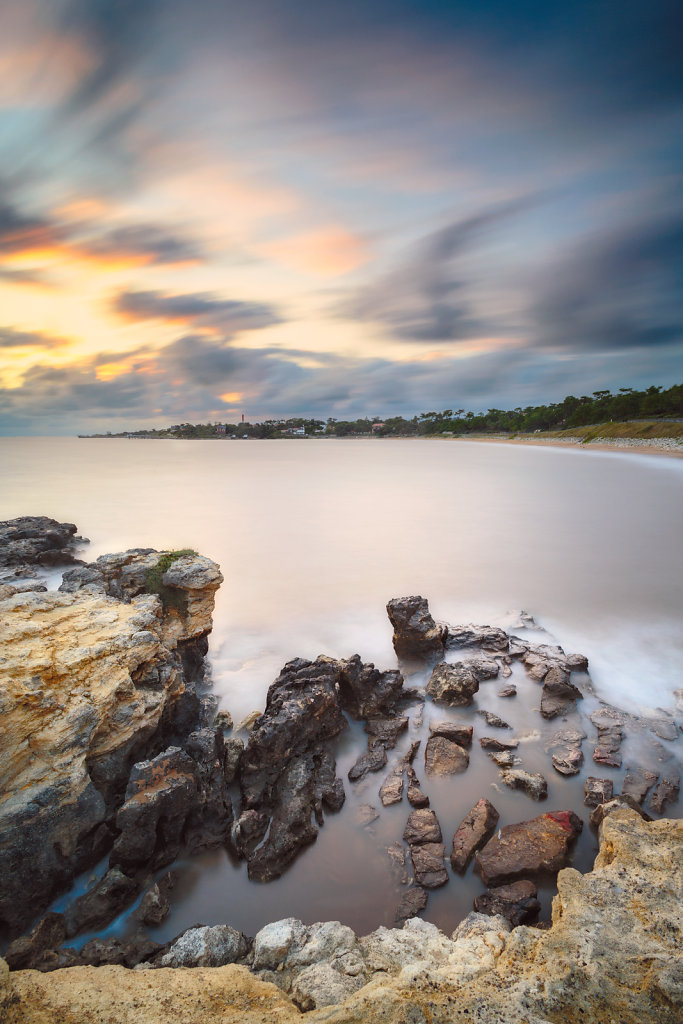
[111,289,284,334]
[0,327,70,350]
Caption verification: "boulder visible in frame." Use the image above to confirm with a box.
[337,656,404,718]
[213,709,233,732]
[540,667,583,719]
[64,867,140,937]
[424,735,469,775]
[0,516,81,570]
[499,769,548,801]
[78,937,162,969]
[403,809,443,845]
[476,810,583,885]
[622,768,659,805]
[223,737,244,784]
[159,925,248,967]
[386,596,447,662]
[4,913,67,971]
[565,652,589,671]
[428,720,473,746]
[464,657,500,681]
[364,716,408,748]
[410,842,448,888]
[379,768,404,806]
[291,962,364,1011]
[426,662,479,706]
[235,711,262,733]
[348,742,387,781]
[584,777,614,807]
[591,708,624,768]
[252,918,307,970]
[589,796,651,828]
[474,880,540,926]
[451,798,500,873]
[649,773,680,815]
[447,624,509,651]
[134,877,173,927]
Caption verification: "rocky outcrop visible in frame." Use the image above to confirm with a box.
[0,516,83,581]
[447,624,509,651]
[426,661,479,706]
[386,596,446,662]
[474,879,540,926]
[0,544,222,937]
[540,667,583,719]
[5,811,680,1024]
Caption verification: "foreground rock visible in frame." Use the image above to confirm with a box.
[591,707,625,768]
[476,810,583,885]
[0,547,222,936]
[539,667,583,719]
[424,735,469,775]
[584,777,613,807]
[5,812,680,1023]
[386,596,446,662]
[447,624,508,651]
[0,516,82,580]
[451,798,500,872]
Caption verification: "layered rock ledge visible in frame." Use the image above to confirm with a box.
[2,809,681,1023]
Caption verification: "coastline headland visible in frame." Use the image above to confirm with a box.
[0,518,680,1022]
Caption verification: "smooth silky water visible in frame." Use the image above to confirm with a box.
[1,437,681,941]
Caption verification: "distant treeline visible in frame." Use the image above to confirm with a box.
[93,382,682,439]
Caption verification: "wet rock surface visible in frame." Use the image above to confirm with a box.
[386,596,446,662]
[405,766,429,808]
[409,842,448,889]
[499,768,548,800]
[424,734,470,775]
[451,798,500,873]
[649,773,680,814]
[426,661,479,706]
[540,667,583,719]
[591,707,625,768]
[622,767,659,805]
[402,809,443,845]
[584,777,614,807]
[476,810,583,885]
[474,879,540,926]
[479,735,518,751]
[0,516,82,577]
[477,709,510,729]
[447,624,509,651]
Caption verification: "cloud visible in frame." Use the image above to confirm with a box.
[258,225,370,277]
[531,213,683,353]
[76,224,204,267]
[112,289,284,334]
[0,327,70,350]
[342,197,535,343]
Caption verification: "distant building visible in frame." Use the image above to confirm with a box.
[371,422,385,432]
[215,424,227,434]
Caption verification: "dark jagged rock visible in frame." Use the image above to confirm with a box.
[183,728,233,853]
[4,913,67,970]
[10,947,81,973]
[447,625,509,651]
[500,769,548,801]
[78,936,163,968]
[405,767,429,808]
[584,777,614,807]
[364,716,409,748]
[540,667,583,719]
[0,516,82,571]
[134,872,176,927]
[110,747,199,873]
[64,867,140,938]
[476,811,583,886]
[223,737,244,784]
[426,662,479,706]
[348,742,388,781]
[386,596,447,662]
[451,798,500,873]
[410,842,448,889]
[403,809,443,845]
[477,710,511,729]
[480,736,518,752]
[648,773,680,814]
[622,768,659,805]
[589,796,651,828]
[424,735,469,775]
[474,880,540,926]
[428,721,473,747]
[338,656,404,718]
[395,886,428,923]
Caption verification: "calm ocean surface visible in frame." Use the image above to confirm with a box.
[1,437,681,938]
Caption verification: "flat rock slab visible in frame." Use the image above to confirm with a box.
[447,624,509,651]
[428,720,473,747]
[476,810,583,885]
[410,842,448,888]
[451,798,500,873]
[480,736,519,751]
[500,769,548,800]
[403,808,443,845]
[426,662,479,706]
[474,879,540,926]
[424,735,469,775]
[464,656,500,680]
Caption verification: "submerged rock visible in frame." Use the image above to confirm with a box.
[622,767,659,805]
[451,798,500,873]
[426,661,479,706]
[64,867,140,938]
[591,708,625,768]
[480,735,518,751]
[649,773,680,815]
[476,810,583,885]
[386,595,447,662]
[477,710,510,729]
[348,743,387,782]
[394,886,428,923]
[4,914,67,971]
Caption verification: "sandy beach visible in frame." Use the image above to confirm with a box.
[458,436,683,460]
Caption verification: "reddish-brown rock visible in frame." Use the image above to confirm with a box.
[410,842,448,888]
[475,810,583,885]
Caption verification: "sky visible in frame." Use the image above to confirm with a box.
[0,0,681,434]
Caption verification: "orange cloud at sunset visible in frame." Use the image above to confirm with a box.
[258,226,370,277]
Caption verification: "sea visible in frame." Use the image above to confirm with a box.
[1,436,681,942]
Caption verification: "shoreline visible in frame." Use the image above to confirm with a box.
[454,435,683,460]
